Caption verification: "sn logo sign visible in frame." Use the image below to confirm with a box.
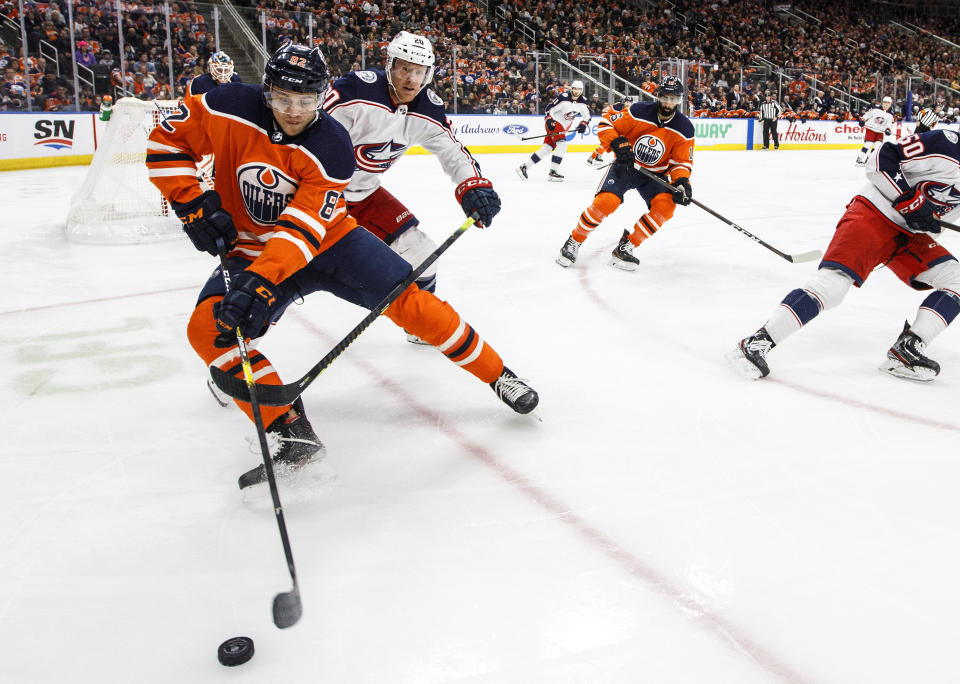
[33,119,76,151]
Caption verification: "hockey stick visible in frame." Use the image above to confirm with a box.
[632,164,823,263]
[210,216,476,406]
[936,218,960,233]
[519,119,578,141]
[218,249,302,629]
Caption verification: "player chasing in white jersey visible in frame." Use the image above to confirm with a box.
[856,96,895,166]
[728,129,960,382]
[516,80,591,182]
[323,31,501,343]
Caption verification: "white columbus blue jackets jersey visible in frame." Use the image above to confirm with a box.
[863,129,960,232]
[545,91,591,129]
[324,69,483,202]
[861,105,895,133]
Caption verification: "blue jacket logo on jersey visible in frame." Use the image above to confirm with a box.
[236,163,298,225]
[633,135,667,166]
[355,141,406,173]
[503,124,528,135]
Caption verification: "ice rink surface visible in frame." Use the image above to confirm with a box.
[3,148,960,683]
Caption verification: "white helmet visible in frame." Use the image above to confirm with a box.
[571,80,584,94]
[882,96,892,109]
[208,51,234,84]
[386,31,435,87]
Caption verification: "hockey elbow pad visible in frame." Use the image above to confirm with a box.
[456,177,501,228]
[173,190,238,256]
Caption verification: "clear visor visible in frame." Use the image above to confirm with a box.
[659,94,682,107]
[265,87,320,114]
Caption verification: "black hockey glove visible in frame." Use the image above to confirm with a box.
[671,177,693,206]
[893,184,941,233]
[576,121,588,134]
[610,136,633,167]
[456,177,501,228]
[545,117,564,134]
[213,269,278,342]
[173,190,237,256]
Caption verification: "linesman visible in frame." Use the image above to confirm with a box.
[759,92,783,150]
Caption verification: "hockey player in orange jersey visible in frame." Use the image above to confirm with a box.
[556,77,695,271]
[146,43,539,489]
[585,95,633,166]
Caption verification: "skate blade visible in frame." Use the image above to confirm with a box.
[405,332,432,345]
[240,458,337,503]
[878,361,937,382]
[515,168,528,180]
[725,347,765,380]
[547,176,564,182]
[608,257,639,271]
[556,255,574,268]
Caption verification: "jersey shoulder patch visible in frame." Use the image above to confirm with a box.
[330,70,391,108]
[301,112,357,181]
[204,83,267,126]
[426,88,443,107]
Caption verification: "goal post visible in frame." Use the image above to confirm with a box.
[66,98,211,244]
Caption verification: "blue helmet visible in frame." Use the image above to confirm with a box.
[657,76,684,98]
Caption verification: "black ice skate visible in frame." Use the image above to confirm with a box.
[727,327,776,379]
[547,170,565,182]
[238,399,326,489]
[516,164,529,180]
[880,322,940,382]
[609,230,640,271]
[556,236,581,268]
[490,366,539,415]
[586,154,601,166]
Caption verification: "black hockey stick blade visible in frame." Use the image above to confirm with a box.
[210,216,476,406]
[273,588,302,629]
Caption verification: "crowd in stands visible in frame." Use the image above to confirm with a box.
[0,0,958,125]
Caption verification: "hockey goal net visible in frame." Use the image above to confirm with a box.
[66,97,212,244]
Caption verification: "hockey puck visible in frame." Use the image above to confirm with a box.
[217,636,254,666]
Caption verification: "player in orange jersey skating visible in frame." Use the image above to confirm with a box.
[556,77,695,271]
[147,43,539,488]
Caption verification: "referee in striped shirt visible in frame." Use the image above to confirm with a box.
[759,92,783,150]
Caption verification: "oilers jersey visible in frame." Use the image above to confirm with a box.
[146,83,357,285]
[597,101,695,182]
[323,69,483,203]
[863,129,960,233]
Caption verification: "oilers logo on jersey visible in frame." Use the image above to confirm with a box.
[237,163,298,225]
[633,134,667,166]
[355,141,407,172]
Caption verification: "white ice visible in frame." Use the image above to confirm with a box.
[3,149,960,684]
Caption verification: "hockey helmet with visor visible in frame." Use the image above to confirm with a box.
[262,42,329,113]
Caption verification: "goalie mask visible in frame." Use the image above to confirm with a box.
[386,31,435,102]
[656,76,684,119]
[208,51,234,84]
